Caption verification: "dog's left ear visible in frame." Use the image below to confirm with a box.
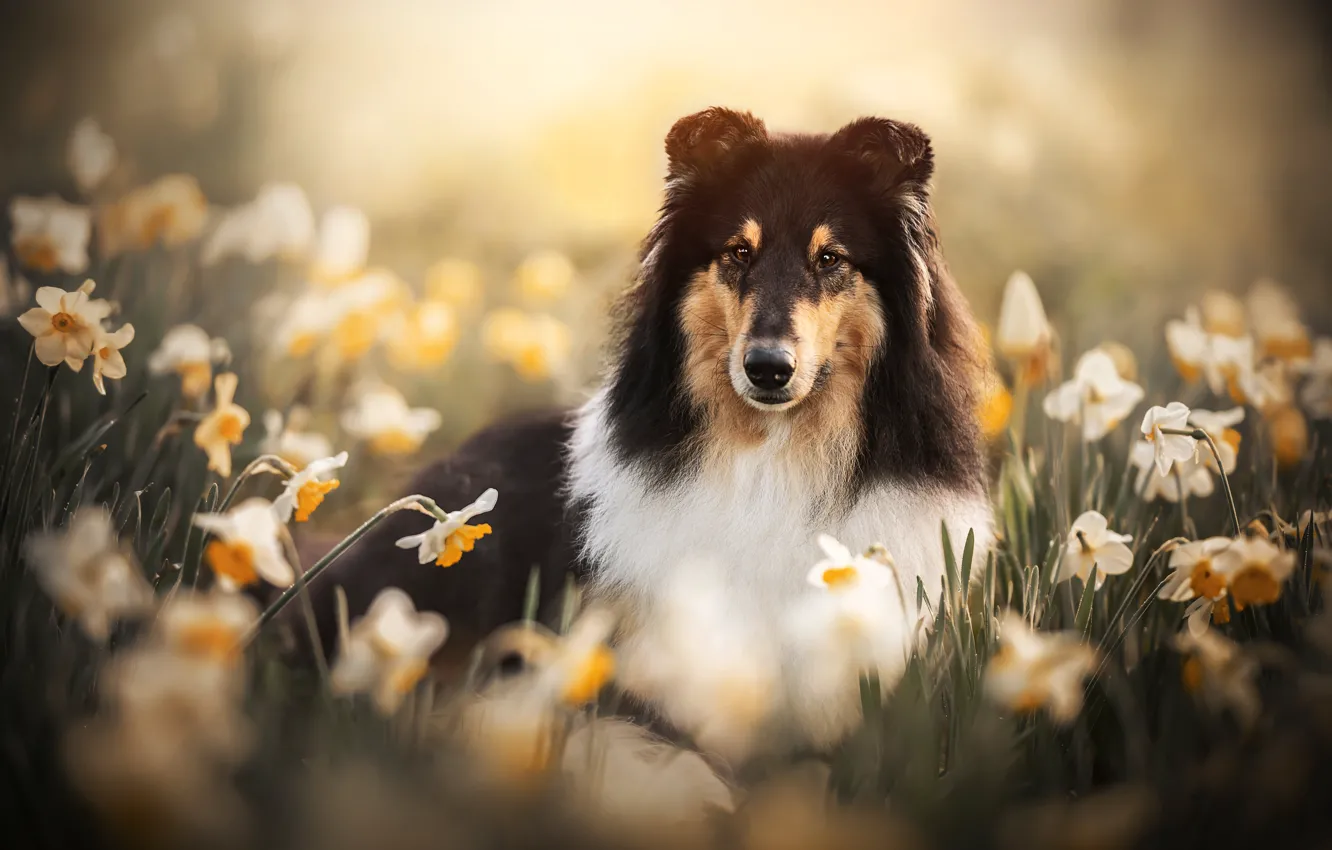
[829,117,933,192]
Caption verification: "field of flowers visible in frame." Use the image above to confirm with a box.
[3,115,1332,850]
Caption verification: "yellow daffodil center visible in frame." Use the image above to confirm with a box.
[1228,565,1282,609]
[333,313,377,361]
[977,383,1013,440]
[1221,428,1242,456]
[368,429,422,456]
[177,361,212,398]
[1211,598,1231,625]
[1181,656,1204,693]
[1261,334,1312,362]
[205,539,258,587]
[388,658,429,695]
[216,411,246,443]
[1188,558,1224,599]
[562,646,615,705]
[139,207,175,247]
[17,237,59,272]
[1016,350,1050,386]
[433,523,492,567]
[51,311,79,333]
[174,620,242,663]
[821,566,860,588]
[514,346,551,381]
[286,331,317,358]
[294,478,339,522]
[1011,688,1046,714]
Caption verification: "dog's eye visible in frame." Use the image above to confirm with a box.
[728,245,752,264]
[817,251,841,271]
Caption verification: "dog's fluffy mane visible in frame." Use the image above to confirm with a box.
[603,108,985,500]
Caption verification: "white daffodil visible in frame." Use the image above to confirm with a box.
[147,324,232,399]
[1058,510,1134,587]
[1300,337,1332,420]
[995,270,1053,382]
[1247,278,1311,364]
[323,269,410,362]
[272,451,348,524]
[272,290,341,358]
[395,488,498,568]
[514,249,576,304]
[1165,307,1249,395]
[425,257,484,309]
[983,611,1097,723]
[805,533,899,592]
[1158,537,1234,635]
[202,182,315,266]
[1213,535,1291,610]
[536,607,618,706]
[310,205,370,284]
[1130,440,1215,503]
[156,591,258,665]
[18,280,112,370]
[102,174,207,252]
[192,497,293,591]
[90,323,135,395]
[1041,349,1144,441]
[1173,628,1260,728]
[330,587,449,715]
[386,301,459,372]
[1140,402,1197,477]
[260,408,333,470]
[340,384,441,456]
[481,309,572,382]
[9,196,92,274]
[1187,407,1244,474]
[1199,290,1247,338]
[67,118,117,195]
[22,509,153,640]
[193,373,250,477]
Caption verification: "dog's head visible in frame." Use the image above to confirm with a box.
[609,108,982,488]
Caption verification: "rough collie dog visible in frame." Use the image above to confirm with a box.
[310,107,993,752]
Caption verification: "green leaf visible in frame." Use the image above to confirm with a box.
[522,565,541,624]
[1074,566,1098,636]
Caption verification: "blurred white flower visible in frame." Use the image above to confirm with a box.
[1158,537,1233,635]
[90,323,135,395]
[310,205,370,284]
[23,509,153,640]
[147,324,231,399]
[1059,510,1134,587]
[481,308,572,381]
[1301,337,1332,419]
[330,587,448,715]
[995,270,1053,383]
[514,249,576,303]
[1140,402,1196,476]
[202,182,315,265]
[1214,534,1290,610]
[983,611,1096,723]
[1187,407,1244,474]
[1041,349,1144,441]
[325,269,410,361]
[536,607,618,706]
[67,118,117,195]
[386,301,459,372]
[17,280,109,369]
[1173,628,1260,728]
[1165,307,1248,395]
[102,174,207,252]
[261,408,334,470]
[1231,346,1295,412]
[425,257,484,309]
[1130,440,1215,503]
[1247,278,1311,365]
[9,196,92,274]
[193,497,293,591]
[273,451,347,524]
[804,534,898,592]
[341,384,441,456]
[395,487,497,568]
[156,590,258,665]
[273,290,341,357]
[1199,290,1247,338]
[193,372,250,477]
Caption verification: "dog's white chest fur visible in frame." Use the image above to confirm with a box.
[567,390,992,749]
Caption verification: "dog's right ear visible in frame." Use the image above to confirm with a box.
[665,108,767,182]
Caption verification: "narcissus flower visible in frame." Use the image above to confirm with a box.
[1173,628,1260,727]
[310,205,370,285]
[9,196,92,274]
[425,257,483,309]
[91,323,135,395]
[340,384,441,456]
[395,488,498,568]
[514,249,576,303]
[984,611,1096,723]
[1164,308,1248,395]
[1158,537,1234,635]
[386,301,459,372]
[147,324,232,399]
[1247,278,1311,364]
[202,182,315,265]
[273,452,348,523]
[1267,405,1309,470]
[194,373,250,477]
[1141,403,1196,476]
[156,591,258,665]
[193,497,294,591]
[1214,535,1290,610]
[1187,407,1244,474]
[1130,441,1214,503]
[995,270,1053,383]
[104,174,208,252]
[67,118,117,195]
[481,308,572,381]
[805,534,899,592]
[1042,349,1144,441]
[23,509,154,640]
[18,280,110,369]
[1059,510,1134,587]
[539,608,617,706]
[260,408,333,470]
[1301,337,1332,419]
[330,587,448,715]
[976,370,1013,441]
[1093,340,1139,382]
[1199,290,1247,338]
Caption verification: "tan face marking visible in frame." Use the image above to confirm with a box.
[741,218,762,251]
[807,224,835,263]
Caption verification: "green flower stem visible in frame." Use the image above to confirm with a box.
[248,495,446,638]
[218,454,300,513]
[1159,427,1242,535]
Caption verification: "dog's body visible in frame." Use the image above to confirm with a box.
[310,108,993,752]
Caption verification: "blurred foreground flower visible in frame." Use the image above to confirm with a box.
[539,607,618,706]
[23,509,153,640]
[202,182,315,265]
[1267,405,1309,469]
[395,487,497,567]
[425,258,483,309]
[10,195,92,274]
[976,369,1013,441]
[1247,278,1311,364]
[102,174,207,253]
[1158,537,1233,634]
[995,270,1053,384]
[1214,534,1290,610]
[193,497,294,591]
[514,249,576,303]
[156,591,258,664]
[330,587,448,715]
[261,408,333,469]
[194,372,250,476]
[481,308,572,381]
[341,384,441,456]
[386,301,458,371]
[18,280,110,369]
[1059,510,1134,587]
[67,118,117,195]
[309,205,370,285]
[1141,402,1196,476]
[984,612,1096,723]
[148,324,232,399]
[273,451,348,523]
[91,321,135,394]
[1173,628,1260,727]
[1042,349,1143,441]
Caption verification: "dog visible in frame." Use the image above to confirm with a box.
[308,107,994,753]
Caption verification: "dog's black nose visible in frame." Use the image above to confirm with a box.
[743,347,795,390]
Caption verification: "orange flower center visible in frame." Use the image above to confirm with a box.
[1011,688,1046,714]
[217,411,246,443]
[1229,565,1282,609]
[433,523,492,567]
[562,646,615,705]
[1261,334,1312,362]
[286,331,318,358]
[1188,559,1224,599]
[1171,355,1202,383]
[368,428,421,456]
[333,313,378,361]
[138,207,175,247]
[387,658,429,696]
[205,539,258,587]
[514,345,551,381]
[1221,428,1242,456]
[821,566,860,588]
[1212,598,1232,625]
[977,383,1013,440]
[294,478,339,522]
[174,620,243,663]
[1181,656,1204,693]
[178,361,213,398]
[51,311,78,333]
[17,237,60,272]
